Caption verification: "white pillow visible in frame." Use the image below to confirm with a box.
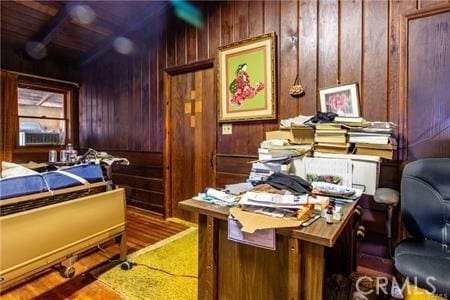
[1,161,39,178]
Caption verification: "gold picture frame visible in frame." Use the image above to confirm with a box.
[217,32,277,122]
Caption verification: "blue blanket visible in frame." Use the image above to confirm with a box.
[0,164,104,200]
[0,174,48,199]
[43,164,104,190]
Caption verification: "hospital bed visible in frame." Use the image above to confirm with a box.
[0,163,127,290]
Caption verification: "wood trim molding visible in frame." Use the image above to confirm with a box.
[404,2,450,19]
[398,3,450,161]
[215,153,258,159]
[163,72,172,218]
[165,58,214,75]
[1,71,19,162]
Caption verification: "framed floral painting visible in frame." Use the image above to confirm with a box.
[217,32,276,122]
[319,83,361,117]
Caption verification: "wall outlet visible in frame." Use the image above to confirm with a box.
[222,124,232,135]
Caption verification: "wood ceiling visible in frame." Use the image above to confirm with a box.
[1,0,168,65]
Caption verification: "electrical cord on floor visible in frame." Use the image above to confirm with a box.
[124,260,197,279]
[96,245,197,279]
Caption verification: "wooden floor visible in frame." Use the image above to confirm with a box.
[0,206,188,300]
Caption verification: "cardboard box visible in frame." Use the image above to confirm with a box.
[229,207,302,233]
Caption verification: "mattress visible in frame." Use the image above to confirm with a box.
[0,164,104,200]
[43,164,104,190]
[0,174,48,199]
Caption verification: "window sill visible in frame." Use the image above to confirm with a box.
[14,145,67,154]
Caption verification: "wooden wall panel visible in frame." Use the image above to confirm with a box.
[262,1,281,136]
[79,38,166,213]
[196,3,208,61]
[340,0,362,85]
[280,0,299,119]
[318,0,339,89]
[388,0,417,130]
[406,10,450,159]
[299,0,318,115]
[207,2,221,59]
[166,22,176,67]
[78,0,446,214]
[362,0,389,121]
[111,151,165,214]
[176,19,187,66]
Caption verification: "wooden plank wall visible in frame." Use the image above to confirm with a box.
[162,0,447,187]
[78,25,167,214]
[78,0,448,213]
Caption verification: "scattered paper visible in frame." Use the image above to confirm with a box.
[228,216,276,250]
[239,193,307,209]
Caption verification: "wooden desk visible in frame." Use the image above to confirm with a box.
[180,199,359,300]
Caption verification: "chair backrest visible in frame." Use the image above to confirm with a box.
[401,159,450,244]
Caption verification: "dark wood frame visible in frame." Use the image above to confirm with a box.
[163,58,215,217]
[398,3,450,160]
[11,75,79,160]
[16,83,70,147]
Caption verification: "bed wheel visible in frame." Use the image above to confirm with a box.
[60,266,75,279]
[58,255,77,279]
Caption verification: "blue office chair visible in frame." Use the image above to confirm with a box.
[395,159,450,296]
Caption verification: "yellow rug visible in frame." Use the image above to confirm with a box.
[97,219,198,300]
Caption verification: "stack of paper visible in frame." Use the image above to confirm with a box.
[239,191,329,213]
[279,115,314,128]
[258,140,311,161]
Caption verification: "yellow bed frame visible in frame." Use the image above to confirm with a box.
[0,185,127,291]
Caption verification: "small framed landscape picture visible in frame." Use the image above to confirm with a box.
[319,83,360,117]
[217,32,276,122]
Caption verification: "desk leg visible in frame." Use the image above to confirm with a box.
[288,238,302,300]
[302,242,325,300]
[198,214,218,300]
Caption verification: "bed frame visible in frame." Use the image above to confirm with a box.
[0,183,127,291]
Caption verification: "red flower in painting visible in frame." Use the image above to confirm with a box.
[229,63,265,107]
[328,93,347,112]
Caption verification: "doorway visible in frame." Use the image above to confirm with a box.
[165,63,216,220]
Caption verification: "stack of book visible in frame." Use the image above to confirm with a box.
[265,126,314,145]
[248,162,276,182]
[258,140,311,161]
[333,116,365,126]
[314,124,351,154]
[354,138,397,159]
[349,124,397,159]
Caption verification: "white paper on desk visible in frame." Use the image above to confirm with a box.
[239,193,308,209]
[303,157,353,187]
[228,216,276,250]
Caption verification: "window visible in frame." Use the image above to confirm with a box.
[17,85,70,146]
